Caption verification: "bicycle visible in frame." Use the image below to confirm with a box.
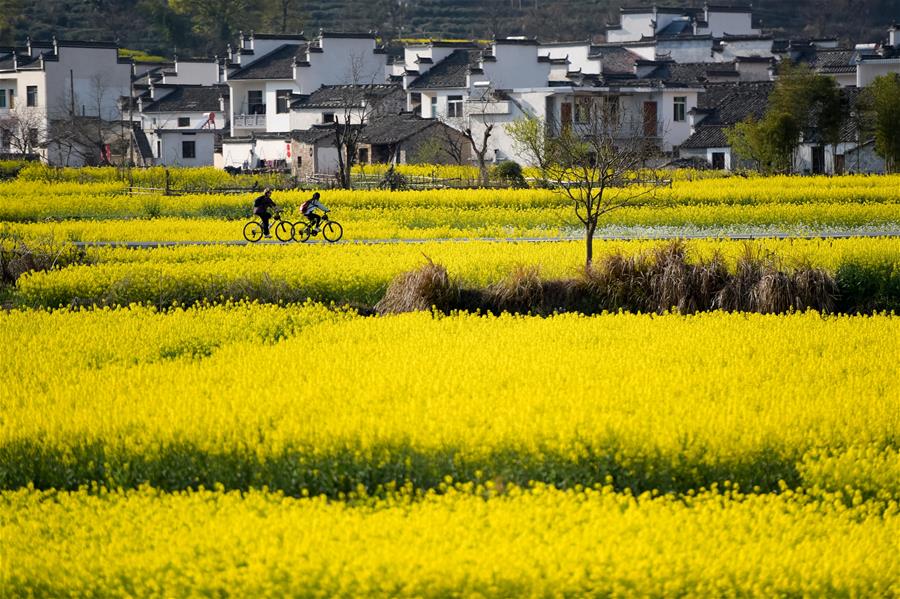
[243,210,294,243]
[293,213,344,243]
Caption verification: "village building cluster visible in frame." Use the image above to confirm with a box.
[1,4,899,174]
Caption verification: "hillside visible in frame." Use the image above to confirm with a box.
[1,0,897,58]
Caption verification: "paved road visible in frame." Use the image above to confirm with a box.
[71,230,900,249]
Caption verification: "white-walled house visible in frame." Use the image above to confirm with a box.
[225,32,388,138]
[221,31,390,168]
[0,39,132,164]
[136,84,228,166]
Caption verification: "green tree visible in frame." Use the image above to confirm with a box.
[868,74,900,173]
[168,0,260,52]
[729,62,845,174]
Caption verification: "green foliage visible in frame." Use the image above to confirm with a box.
[491,161,527,188]
[728,63,845,174]
[118,48,168,63]
[0,160,30,181]
[868,74,900,173]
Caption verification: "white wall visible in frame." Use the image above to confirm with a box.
[144,109,225,131]
[658,90,697,150]
[221,141,256,168]
[857,59,900,87]
[656,39,714,63]
[705,11,759,37]
[157,130,216,166]
[164,61,220,86]
[481,43,550,89]
[44,46,131,120]
[539,43,600,75]
[608,13,655,43]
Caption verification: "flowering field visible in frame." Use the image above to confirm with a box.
[2,170,900,596]
[2,174,899,239]
[2,305,899,595]
[10,237,900,308]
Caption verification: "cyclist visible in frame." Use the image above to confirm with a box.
[252,188,277,238]
[300,191,330,232]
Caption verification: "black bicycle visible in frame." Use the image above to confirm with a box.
[243,210,293,243]
[293,213,344,243]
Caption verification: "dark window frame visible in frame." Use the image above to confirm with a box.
[673,96,687,123]
[177,117,191,127]
[182,140,196,159]
[26,85,37,107]
[275,89,292,114]
[247,90,265,115]
[447,95,463,118]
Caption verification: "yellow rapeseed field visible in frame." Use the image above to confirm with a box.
[2,305,898,495]
[3,484,899,597]
[13,237,900,307]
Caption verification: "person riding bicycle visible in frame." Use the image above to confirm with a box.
[300,192,330,232]
[252,188,277,238]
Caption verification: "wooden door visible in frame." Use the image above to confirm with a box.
[643,102,658,137]
[560,102,572,133]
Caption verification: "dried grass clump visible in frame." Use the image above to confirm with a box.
[0,235,85,285]
[791,265,838,312]
[375,258,458,314]
[486,265,544,314]
[583,251,652,312]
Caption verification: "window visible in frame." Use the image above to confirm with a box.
[27,128,38,148]
[0,89,6,109]
[447,95,463,118]
[0,128,10,149]
[182,140,196,159]
[276,89,292,114]
[177,117,190,127]
[673,96,686,122]
[156,141,161,157]
[430,96,438,117]
[358,147,369,163]
[323,112,335,123]
[248,90,265,115]
[26,86,37,107]
[711,152,725,170]
[574,97,594,123]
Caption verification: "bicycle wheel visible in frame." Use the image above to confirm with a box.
[293,223,311,243]
[274,220,294,242]
[243,221,263,242]
[322,221,343,242]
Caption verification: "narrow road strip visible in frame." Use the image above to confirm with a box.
[70,231,900,249]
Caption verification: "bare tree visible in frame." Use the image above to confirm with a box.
[331,53,391,189]
[506,99,665,267]
[0,107,47,157]
[412,126,467,165]
[457,87,497,187]
[49,73,127,166]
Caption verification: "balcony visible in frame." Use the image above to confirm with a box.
[233,114,267,129]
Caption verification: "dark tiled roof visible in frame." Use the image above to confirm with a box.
[291,127,336,144]
[0,52,39,70]
[292,84,402,109]
[681,82,774,149]
[680,126,730,148]
[807,48,858,73]
[229,44,304,80]
[650,61,740,84]
[360,113,441,144]
[408,49,479,89]
[142,85,228,113]
[656,19,694,38]
[590,45,642,75]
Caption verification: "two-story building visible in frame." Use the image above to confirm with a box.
[0,38,132,164]
[221,31,389,169]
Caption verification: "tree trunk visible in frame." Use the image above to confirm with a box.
[585,220,596,268]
